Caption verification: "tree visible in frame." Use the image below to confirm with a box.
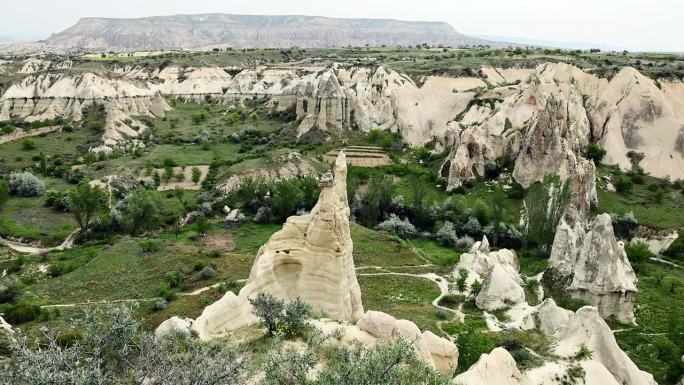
[195,215,210,235]
[272,179,303,221]
[0,179,9,207]
[39,152,47,176]
[249,292,312,338]
[524,174,570,254]
[116,189,162,235]
[586,142,607,164]
[191,166,201,184]
[69,184,105,237]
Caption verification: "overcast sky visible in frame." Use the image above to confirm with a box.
[2,0,681,52]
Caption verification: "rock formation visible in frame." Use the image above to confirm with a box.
[553,307,657,385]
[183,151,364,340]
[23,14,497,52]
[475,264,526,311]
[457,305,656,385]
[549,213,638,324]
[452,347,532,385]
[454,236,526,310]
[442,62,684,190]
[0,316,13,334]
[312,310,458,376]
[631,226,679,254]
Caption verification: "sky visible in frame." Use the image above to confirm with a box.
[1,0,682,52]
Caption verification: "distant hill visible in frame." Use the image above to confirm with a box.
[36,13,503,52]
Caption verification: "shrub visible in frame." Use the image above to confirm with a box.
[45,190,70,211]
[455,236,475,252]
[199,266,218,280]
[455,268,469,292]
[8,171,45,197]
[5,304,42,324]
[625,241,655,264]
[435,221,458,246]
[164,271,186,288]
[470,279,483,295]
[158,283,177,302]
[21,138,36,151]
[614,175,634,194]
[375,214,417,239]
[139,239,161,253]
[249,292,312,338]
[585,142,607,163]
[0,276,20,303]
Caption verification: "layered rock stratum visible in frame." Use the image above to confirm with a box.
[1,14,496,53]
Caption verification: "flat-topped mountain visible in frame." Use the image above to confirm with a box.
[40,13,496,51]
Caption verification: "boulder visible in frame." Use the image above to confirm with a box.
[549,213,638,324]
[475,264,526,311]
[154,316,193,339]
[454,237,521,292]
[187,151,364,340]
[452,347,532,385]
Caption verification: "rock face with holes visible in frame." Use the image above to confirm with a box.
[185,151,364,340]
[549,213,638,324]
[311,310,458,376]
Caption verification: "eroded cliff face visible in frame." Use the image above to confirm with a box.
[549,213,638,324]
[442,62,684,190]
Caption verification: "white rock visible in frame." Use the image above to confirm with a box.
[0,316,13,334]
[188,152,364,340]
[475,264,526,311]
[550,213,638,324]
[553,307,657,385]
[154,316,193,339]
[452,347,532,385]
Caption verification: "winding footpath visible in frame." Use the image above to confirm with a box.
[0,228,80,255]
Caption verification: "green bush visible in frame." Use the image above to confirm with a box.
[625,241,655,264]
[614,175,634,194]
[21,138,36,151]
[585,142,607,163]
[5,304,42,324]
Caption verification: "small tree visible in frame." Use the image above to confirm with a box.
[455,268,469,292]
[249,292,285,335]
[614,175,633,194]
[69,184,105,237]
[249,292,311,338]
[524,174,570,254]
[585,142,607,164]
[21,138,36,151]
[195,215,210,235]
[191,166,201,184]
[115,189,162,235]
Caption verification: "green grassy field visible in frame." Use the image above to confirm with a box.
[358,274,443,334]
[0,128,99,172]
[351,223,427,267]
[0,178,78,245]
[610,262,684,384]
[596,166,684,229]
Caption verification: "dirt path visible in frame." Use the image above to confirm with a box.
[357,271,465,323]
[0,228,80,255]
[41,297,161,309]
[0,125,61,145]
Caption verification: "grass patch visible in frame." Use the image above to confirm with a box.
[351,223,427,267]
[358,274,442,334]
[409,239,460,266]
